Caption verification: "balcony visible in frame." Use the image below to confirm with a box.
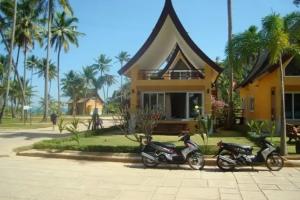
[139,70,204,80]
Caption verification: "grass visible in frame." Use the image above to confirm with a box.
[33,129,257,155]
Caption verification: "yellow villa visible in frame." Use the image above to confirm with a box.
[118,0,222,132]
[238,53,300,128]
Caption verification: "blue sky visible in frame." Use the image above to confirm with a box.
[27,0,297,106]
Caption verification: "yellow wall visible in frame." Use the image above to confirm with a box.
[127,63,219,131]
[239,60,300,125]
[85,99,104,115]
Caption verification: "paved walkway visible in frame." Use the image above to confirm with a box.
[0,156,299,200]
[0,119,115,156]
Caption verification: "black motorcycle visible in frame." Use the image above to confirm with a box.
[215,136,284,171]
[141,133,205,170]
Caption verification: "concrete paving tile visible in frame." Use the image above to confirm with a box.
[208,180,237,188]
[238,183,260,191]
[176,187,219,200]
[155,187,178,195]
[162,178,182,187]
[152,194,176,200]
[240,191,267,200]
[220,193,242,200]
[116,190,153,200]
[258,184,279,190]
[263,190,300,200]
[219,188,239,194]
[252,176,291,184]
[277,183,300,190]
[142,177,164,186]
[181,179,207,187]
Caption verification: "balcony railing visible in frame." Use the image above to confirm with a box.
[139,70,204,80]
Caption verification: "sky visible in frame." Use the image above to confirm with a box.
[22,0,298,107]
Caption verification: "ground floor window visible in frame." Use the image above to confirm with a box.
[285,93,300,119]
[142,92,203,119]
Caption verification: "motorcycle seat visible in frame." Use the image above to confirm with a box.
[225,143,253,151]
[152,141,176,148]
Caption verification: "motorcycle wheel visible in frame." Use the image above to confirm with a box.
[187,152,205,170]
[141,152,159,168]
[265,153,284,171]
[216,152,235,171]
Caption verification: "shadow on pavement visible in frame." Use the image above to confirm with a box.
[0,132,68,140]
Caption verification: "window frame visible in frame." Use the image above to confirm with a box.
[285,92,300,120]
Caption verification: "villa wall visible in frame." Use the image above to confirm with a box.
[239,64,300,127]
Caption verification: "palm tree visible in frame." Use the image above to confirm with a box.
[226,0,234,129]
[115,51,130,102]
[82,65,97,89]
[14,0,43,119]
[39,0,73,121]
[51,11,83,114]
[104,74,117,101]
[61,70,85,116]
[228,26,262,81]
[294,0,300,7]
[261,14,291,155]
[0,0,17,123]
[93,54,112,101]
[34,58,57,93]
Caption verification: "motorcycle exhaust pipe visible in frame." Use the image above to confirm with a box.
[219,155,236,164]
[141,152,158,162]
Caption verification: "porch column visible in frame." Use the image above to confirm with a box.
[130,67,139,113]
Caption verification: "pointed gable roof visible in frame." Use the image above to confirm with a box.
[159,44,205,78]
[118,0,222,75]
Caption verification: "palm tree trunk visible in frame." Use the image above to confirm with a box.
[72,93,76,117]
[22,46,27,121]
[226,0,234,129]
[57,45,61,115]
[44,0,52,121]
[0,0,17,124]
[120,61,123,102]
[279,57,287,155]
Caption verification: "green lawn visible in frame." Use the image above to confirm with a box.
[33,129,258,154]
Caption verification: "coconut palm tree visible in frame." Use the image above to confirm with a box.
[39,0,73,121]
[226,0,234,128]
[104,74,117,101]
[0,0,17,123]
[261,14,291,155]
[93,54,112,101]
[294,0,300,7]
[228,26,262,81]
[14,0,43,119]
[82,65,97,89]
[61,70,85,116]
[51,11,83,114]
[115,51,130,102]
[34,58,57,93]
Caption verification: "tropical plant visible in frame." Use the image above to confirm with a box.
[104,74,117,101]
[115,51,130,101]
[136,107,162,143]
[82,65,97,89]
[57,117,66,133]
[61,70,86,116]
[265,120,276,142]
[65,118,80,145]
[113,104,140,143]
[51,11,83,114]
[39,0,73,121]
[261,13,291,155]
[14,0,43,120]
[0,0,17,123]
[226,0,234,128]
[294,0,300,7]
[93,54,112,101]
[34,58,57,93]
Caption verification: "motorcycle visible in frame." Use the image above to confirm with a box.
[215,136,284,171]
[141,133,205,170]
